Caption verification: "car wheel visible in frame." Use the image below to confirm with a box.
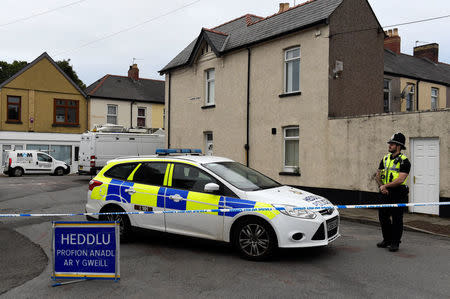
[13,167,24,177]
[54,167,64,176]
[233,218,277,261]
[101,207,132,243]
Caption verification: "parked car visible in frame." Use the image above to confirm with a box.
[3,150,70,177]
[86,149,339,260]
[78,127,165,175]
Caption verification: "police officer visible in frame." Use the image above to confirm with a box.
[375,133,411,252]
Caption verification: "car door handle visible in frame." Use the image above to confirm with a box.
[169,194,183,202]
[124,188,136,195]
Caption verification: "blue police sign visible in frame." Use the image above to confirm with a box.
[52,221,120,280]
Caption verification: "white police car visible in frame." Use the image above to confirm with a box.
[86,149,339,260]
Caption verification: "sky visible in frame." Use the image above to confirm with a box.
[1,0,449,87]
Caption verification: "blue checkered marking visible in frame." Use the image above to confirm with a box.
[120,181,134,203]
[157,187,166,208]
[219,197,256,217]
[165,188,188,210]
[105,179,134,203]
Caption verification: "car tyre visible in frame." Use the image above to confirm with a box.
[233,217,277,261]
[54,167,64,176]
[13,167,24,177]
[101,207,133,243]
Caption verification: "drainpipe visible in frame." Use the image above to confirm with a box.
[416,79,420,111]
[245,48,251,167]
[168,72,171,149]
[86,95,90,130]
[130,100,136,129]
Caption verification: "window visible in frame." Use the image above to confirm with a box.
[205,69,215,105]
[104,163,139,180]
[107,105,118,124]
[54,99,79,125]
[284,47,300,93]
[431,88,439,110]
[406,84,415,112]
[50,145,72,165]
[201,44,211,55]
[37,153,52,162]
[137,107,146,127]
[204,132,213,156]
[383,79,391,112]
[133,162,167,185]
[27,144,49,152]
[7,96,21,122]
[283,126,299,171]
[74,146,79,162]
[171,164,218,192]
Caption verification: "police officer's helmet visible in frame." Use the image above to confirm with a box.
[387,132,406,150]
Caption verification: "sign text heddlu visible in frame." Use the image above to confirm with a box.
[52,221,120,281]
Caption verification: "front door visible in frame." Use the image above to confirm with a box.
[164,163,223,240]
[410,138,439,215]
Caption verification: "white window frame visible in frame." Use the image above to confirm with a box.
[107,104,118,124]
[431,87,439,110]
[284,47,301,94]
[283,126,299,172]
[137,107,146,128]
[383,79,391,112]
[204,132,213,156]
[205,69,215,105]
[406,84,415,112]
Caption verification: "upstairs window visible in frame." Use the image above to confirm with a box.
[7,96,21,122]
[205,69,215,105]
[284,47,300,93]
[54,99,79,125]
[137,107,146,127]
[406,84,415,112]
[107,104,118,124]
[283,126,299,172]
[201,44,212,55]
[383,79,391,112]
[431,88,439,110]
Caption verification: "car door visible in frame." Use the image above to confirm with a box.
[36,153,53,173]
[164,163,225,240]
[128,162,168,232]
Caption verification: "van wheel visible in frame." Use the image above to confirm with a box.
[101,207,132,243]
[13,167,24,177]
[54,167,64,176]
[233,218,277,261]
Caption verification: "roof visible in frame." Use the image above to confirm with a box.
[160,0,344,73]
[384,49,450,86]
[0,52,87,97]
[86,75,165,104]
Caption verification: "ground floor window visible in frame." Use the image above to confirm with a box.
[204,132,213,156]
[283,126,299,172]
[137,107,146,127]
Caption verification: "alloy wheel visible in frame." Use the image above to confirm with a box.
[238,223,270,257]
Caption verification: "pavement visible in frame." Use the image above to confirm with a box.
[339,208,450,238]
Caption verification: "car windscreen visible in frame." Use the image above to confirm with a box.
[203,162,281,191]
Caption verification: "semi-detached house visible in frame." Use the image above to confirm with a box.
[160,0,450,217]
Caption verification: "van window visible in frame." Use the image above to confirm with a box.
[104,163,138,180]
[37,153,52,162]
[132,163,167,186]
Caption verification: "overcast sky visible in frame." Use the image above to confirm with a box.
[1,0,449,86]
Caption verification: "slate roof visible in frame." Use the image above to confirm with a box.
[384,49,450,86]
[86,75,165,104]
[160,0,344,73]
[0,52,87,97]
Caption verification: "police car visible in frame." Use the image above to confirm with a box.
[86,149,340,260]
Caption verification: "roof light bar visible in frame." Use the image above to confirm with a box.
[155,149,202,155]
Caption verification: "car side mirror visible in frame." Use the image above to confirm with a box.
[204,183,220,193]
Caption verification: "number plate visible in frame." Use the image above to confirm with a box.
[79,166,83,170]
[327,217,338,231]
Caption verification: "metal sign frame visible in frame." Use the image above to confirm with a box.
[51,221,120,281]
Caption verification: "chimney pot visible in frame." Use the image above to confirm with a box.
[384,28,401,54]
[128,64,139,80]
[278,3,290,13]
[393,28,398,36]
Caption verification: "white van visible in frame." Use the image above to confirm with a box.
[3,150,70,177]
[78,130,165,175]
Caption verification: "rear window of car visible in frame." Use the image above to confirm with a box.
[104,163,138,180]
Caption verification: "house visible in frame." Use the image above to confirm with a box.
[86,64,165,132]
[0,52,88,170]
[383,29,450,113]
[160,0,449,217]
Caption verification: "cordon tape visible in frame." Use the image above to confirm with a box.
[0,202,449,218]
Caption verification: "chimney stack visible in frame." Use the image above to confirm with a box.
[414,43,439,63]
[128,64,139,81]
[278,3,290,13]
[384,28,401,54]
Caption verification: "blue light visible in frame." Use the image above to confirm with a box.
[155,149,202,155]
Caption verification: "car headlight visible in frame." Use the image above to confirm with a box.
[273,204,317,219]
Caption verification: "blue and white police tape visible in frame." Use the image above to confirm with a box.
[0,202,449,218]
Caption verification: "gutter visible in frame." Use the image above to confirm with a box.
[384,71,450,87]
[245,48,251,167]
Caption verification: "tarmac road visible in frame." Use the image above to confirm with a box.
[0,175,449,298]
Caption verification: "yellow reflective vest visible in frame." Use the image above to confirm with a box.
[380,153,408,185]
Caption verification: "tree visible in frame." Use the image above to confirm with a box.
[0,58,86,90]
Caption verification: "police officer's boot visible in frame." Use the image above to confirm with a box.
[388,242,399,252]
[376,240,390,248]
